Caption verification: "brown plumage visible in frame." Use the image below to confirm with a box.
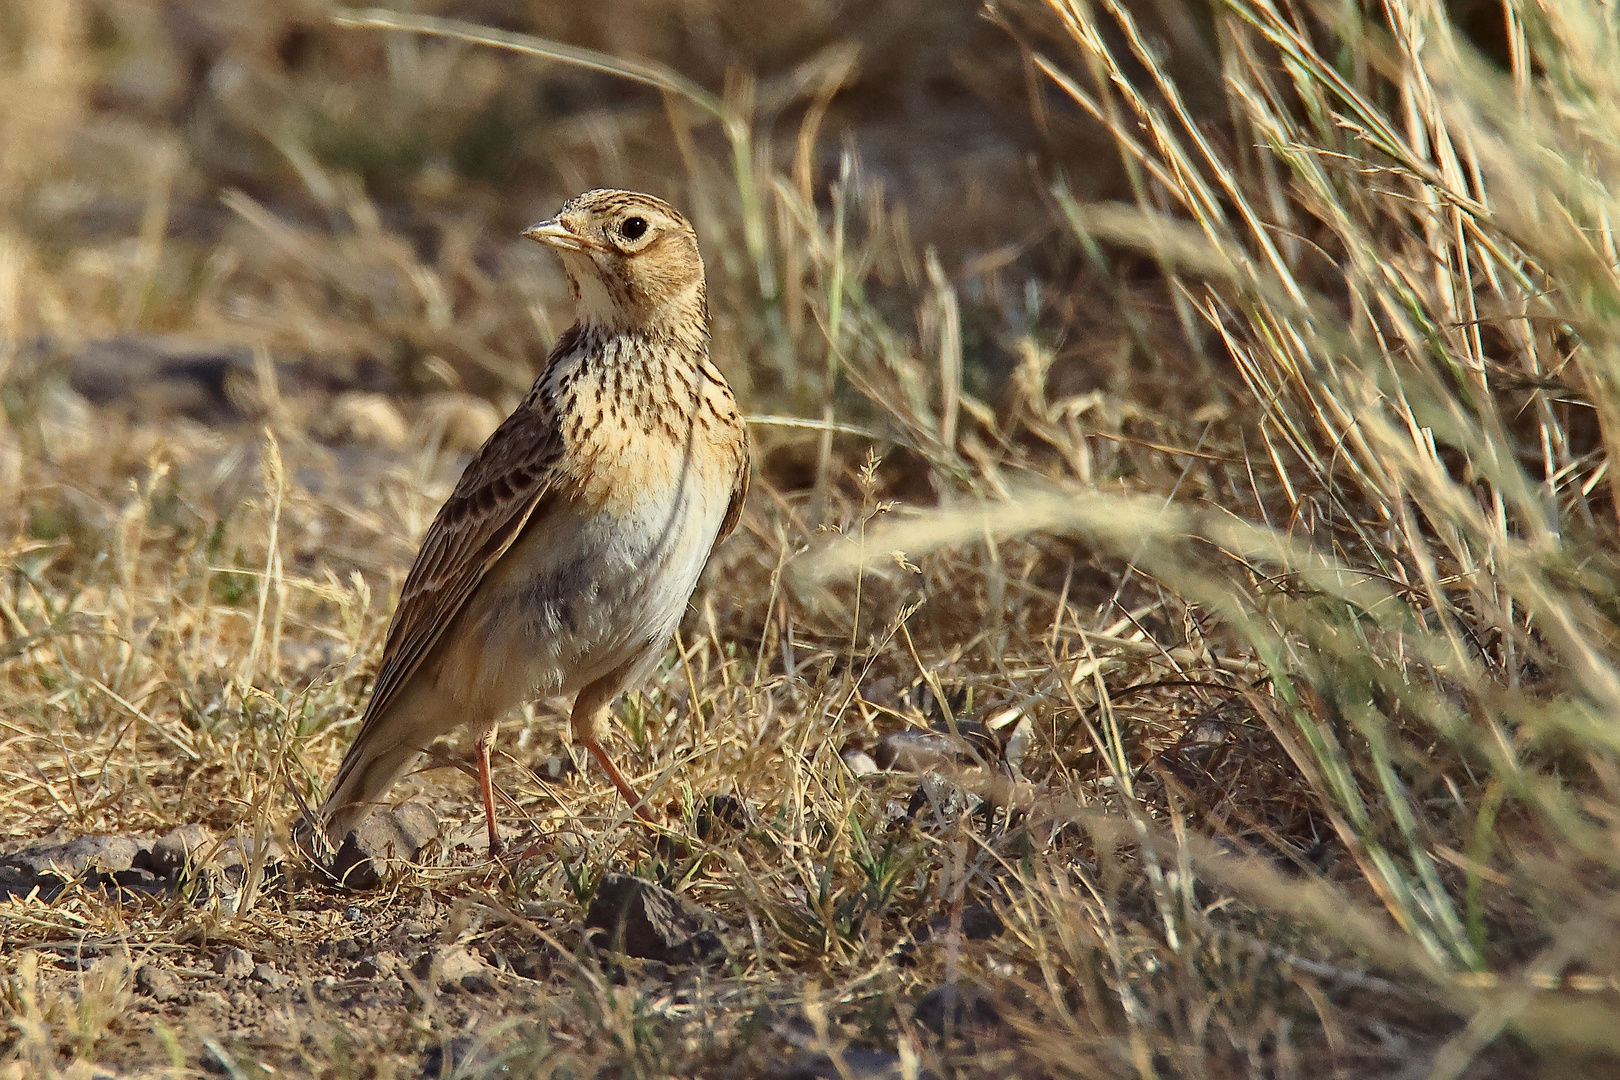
[318,189,749,854]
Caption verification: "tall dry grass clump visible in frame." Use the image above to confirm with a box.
[814,0,1620,1070]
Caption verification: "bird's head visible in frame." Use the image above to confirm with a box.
[524,189,706,336]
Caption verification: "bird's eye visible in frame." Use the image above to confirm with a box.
[619,216,649,241]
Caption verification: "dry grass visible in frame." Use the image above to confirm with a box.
[3,0,1620,1077]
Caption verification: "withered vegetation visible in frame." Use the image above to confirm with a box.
[3,0,1619,1077]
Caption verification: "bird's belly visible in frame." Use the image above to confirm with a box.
[458,476,726,711]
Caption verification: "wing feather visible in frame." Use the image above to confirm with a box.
[334,395,563,774]
[714,443,748,550]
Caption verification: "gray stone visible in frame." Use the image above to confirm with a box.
[348,951,401,980]
[135,964,184,1003]
[149,823,215,875]
[411,946,495,993]
[585,874,727,964]
[250,963,290,990]
[214,947,253,978]
[874,721,999,774]
[330,803,439,890]
[70,334,256,423]
[0,836,143,899]
[873,730,963,773]
[913,982,1000,1038]
[218,835,284,869]
[778,1051,916,1079]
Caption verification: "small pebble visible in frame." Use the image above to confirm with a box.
[214,947,253,979]
[250,963,290,990]
[841,749,880,777]
[135,964,184,1003]
[343,905,363,923]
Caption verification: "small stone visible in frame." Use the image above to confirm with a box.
[779,1051,909,1079]
[411,946,495,992]
[343,905,363,923]
[109,867,170,897]
[913,983,1000,1038]
[348,951,400,980]
[841,749,880,777]
[218,835,285,870]
[250,964,290,990]
[214,947,253,978]
[585,874,727,964]
[873,730,963,773]
[533,755,576,781]
[695,794,748,839]
[0,836,143,900]
[135,964,184,1003]
[5,835,140,876]
[330,803,439,890]
[148,824,215,875]
[917,901,1005,944]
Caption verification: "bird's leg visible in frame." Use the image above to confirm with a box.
[473,726,503,855]
[571,676,656,823]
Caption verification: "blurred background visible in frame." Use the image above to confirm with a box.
[0,0,1227,433]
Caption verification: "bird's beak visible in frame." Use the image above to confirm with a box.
[523,217,590,251]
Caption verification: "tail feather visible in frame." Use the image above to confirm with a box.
[318,696,448,845]
[317,738,429,846]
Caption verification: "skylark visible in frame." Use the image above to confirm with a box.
[318,189,749,854]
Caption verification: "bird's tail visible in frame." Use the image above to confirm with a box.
[316,711,435,847]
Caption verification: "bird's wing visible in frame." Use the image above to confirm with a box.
[715,433,749,549]
[342,396,564,755]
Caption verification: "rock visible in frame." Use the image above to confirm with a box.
[135,964,184,1003]
[585,874,727,964]
[696,794,749,839]
[532,754,576,781]
[873,730,968,773]
[148,824,215,875]
[108,867,170,897]
[411,946,496,994]
[778,1051,914,1079]
[841,749,880,777]
[250,964,290,991]
[70,334,256,423]
[348,951,401,980]
[420,1036,492,1078]
[330,803,439,890]
[214,947,253,978]
[913,983,1000,1038]
[218,835,284,869]
[0,836,143,899]
[917,901,1005,944]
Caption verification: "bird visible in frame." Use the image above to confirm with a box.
[316,188,749,856]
